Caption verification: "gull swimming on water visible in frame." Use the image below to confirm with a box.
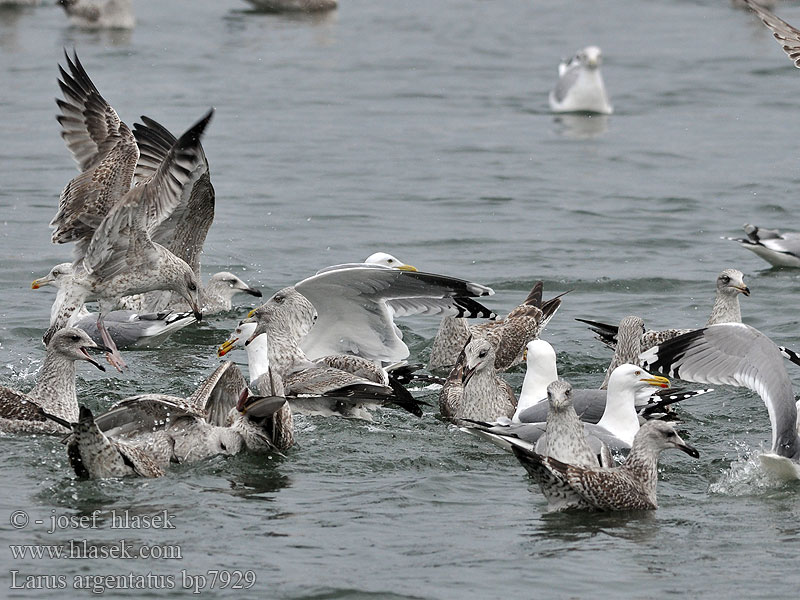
[511,421,699,512]
[512,339,708,424]
[48,51,210,369]
[243,0,337,12]
[549,46,613,115]
[57,0,134,29]
[427,282,563,371]
[641,323,800,479]
[577,269,751,355]
[464,364,670,458]
[439,336,516,423]
[724,224,800,268]
[0,328,107,434]
[32,263,196,349]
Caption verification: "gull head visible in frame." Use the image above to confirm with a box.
[634,421,699,459]
[207,271,263,301]
[211,428,244,456]
[174,263,203,322]
[462,337,495,385]
[364,252,418,271]
[218,321,258,357]
[32,262,73,289]
[47,327,110,372]
[716,269,750,297]
[577,46,603,69]
[608,363,669,394]
[545,379,574,413]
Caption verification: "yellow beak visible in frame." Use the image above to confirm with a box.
[217,338,238,357]
[31,277,48,289]
[397,264,418,272]
[641,375,669,388]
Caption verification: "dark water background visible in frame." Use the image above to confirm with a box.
[1,1,799,598]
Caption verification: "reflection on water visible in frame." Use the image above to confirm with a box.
[553,113,609,139]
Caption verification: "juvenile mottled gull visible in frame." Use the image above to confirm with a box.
[549,46,613,115]
[511,421,699,511]
[577,269,751,355]
[428,282,563,371]
[439,337,516,423]
[725,223,800,268]
[58,0,135,29]
[32,263,196,348]
[0,328,107,434]
[49,52,210,369]
[640,323,800,477]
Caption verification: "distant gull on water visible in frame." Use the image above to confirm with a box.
[549,46,613,115]
[724,224,800,268]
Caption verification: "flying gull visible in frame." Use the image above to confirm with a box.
[724,223,800,268]
[48,51,210,369]
[640,323,800,478]
[742,0,800,68]
[549,46,613,115]
[0,328,107,434]
[511,421,699,511]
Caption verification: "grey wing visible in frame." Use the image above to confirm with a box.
[743,0,800,68]
[133,116,214,276]
[297,264,493,362]
[285,365,392,397]
[315,355,388,385]
[518,389,607,424]
[186,362,248,426]
[640,323,800,460]
[582,423,631,454]
[760,236,800,258]
[640,328,690,352]
[95,395,202,439]
[552,64,580,103]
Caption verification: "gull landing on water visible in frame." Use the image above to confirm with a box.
[549,46,613,115]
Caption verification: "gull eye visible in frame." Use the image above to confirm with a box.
[387,258,394,263]
[52,270,60,277]
[721,276,730,283]
[666,431,676,438]
[635,370,641,376]
[478,350,488,358]
[188,282,197,292]
[70,334,81,341]
[220,442,227,451]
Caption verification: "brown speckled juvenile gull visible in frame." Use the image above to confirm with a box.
[428,282,563,372]
[47,52,211,369]
[512,421,699,511]
[0,328,106,434]
[95,362,293,459]
[439,337,516,423]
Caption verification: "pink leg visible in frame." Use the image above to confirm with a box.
[97,316,127,372]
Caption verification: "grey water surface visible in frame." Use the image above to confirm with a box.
[1,0,799,598]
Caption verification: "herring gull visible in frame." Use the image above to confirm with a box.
[463,364,670,458]
[428,281,563,371]
[640,323,800,478]
[0,328,107,434]
[511,421,699,511]
[549,46,613,115]
[32,262,196,348]
[724,223,800,268]
[48,51,211,369]
[439,336,516,423]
